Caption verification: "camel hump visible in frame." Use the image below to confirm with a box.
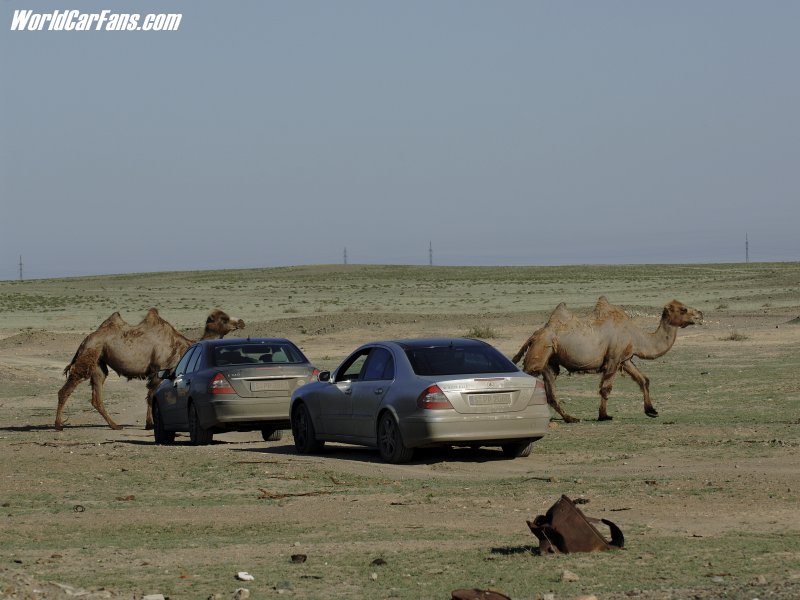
[546,302,573,327]
[99,311,126,329]
[140,308,164,326]
[593,296,628,322]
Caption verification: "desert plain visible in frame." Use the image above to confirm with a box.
[1,263,798,599]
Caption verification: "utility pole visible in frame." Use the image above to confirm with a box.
[745,233,749,264]
[343,247,348,265]
[428,241,433,266]
[18,255,23,281]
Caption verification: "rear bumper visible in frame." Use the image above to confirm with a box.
[199,397,290,430]
[400,404,550,448]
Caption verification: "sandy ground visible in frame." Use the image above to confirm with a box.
[2,295,799,599]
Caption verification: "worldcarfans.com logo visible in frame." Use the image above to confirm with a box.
[10,9,182,31]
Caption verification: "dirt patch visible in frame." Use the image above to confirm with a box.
[0,331,85,352]
[0,567,125,599]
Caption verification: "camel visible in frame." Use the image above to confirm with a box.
[512,297,702,422]
[56,308,244,431]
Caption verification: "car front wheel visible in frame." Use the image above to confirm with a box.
[152,401,175,445]
[377,412,414,464]
[188,402,213,446]
[292,403,324,454]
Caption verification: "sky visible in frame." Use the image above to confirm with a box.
[1,1,798,280]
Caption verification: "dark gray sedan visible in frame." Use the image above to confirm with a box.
[290,338,550,463]
[152,338,318,445]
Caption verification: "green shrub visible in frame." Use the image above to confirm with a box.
[465,326,497,339]
[721,330,748,341]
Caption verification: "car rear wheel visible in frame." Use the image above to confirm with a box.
[501,439,537,458]
[261,428,283,442]
[152,401,175,445]
[377,412,414,464]
[188,402,213,446]
[292,403,324,454]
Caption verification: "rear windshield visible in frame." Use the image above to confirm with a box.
[213,343,306,366]
[404,344,518,376]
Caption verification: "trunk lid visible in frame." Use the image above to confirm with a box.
[435,375,535,414]
[222,365,314,398]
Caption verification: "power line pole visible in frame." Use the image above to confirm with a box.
[745,233,749,264]
[19,255,23,281]
[428,241,433,266]
[343,247,348,265]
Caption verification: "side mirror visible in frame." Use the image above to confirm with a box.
[318,371,331,382]
[158,369,174,380]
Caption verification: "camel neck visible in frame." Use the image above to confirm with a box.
[633,319,678,360]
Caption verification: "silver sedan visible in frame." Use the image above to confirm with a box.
[290,338,550,463]
[152,338,318,445]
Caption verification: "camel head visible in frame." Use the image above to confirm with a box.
[662,300,703,328]
[204,309,245,339]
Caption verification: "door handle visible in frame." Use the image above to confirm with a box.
[373,388,383,395]
[343,387,352,395]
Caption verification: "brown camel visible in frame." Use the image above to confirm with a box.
[512,297,702,422]
[56,308,244,430]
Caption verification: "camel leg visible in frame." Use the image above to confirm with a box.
[144,376,160,429]
[521,335,578,423]
[56,348,101,430]
[90,365,122,430]
[541,365,580,423]
[622,360,658,417]
[597,367,619,421]
[55,372,86,430]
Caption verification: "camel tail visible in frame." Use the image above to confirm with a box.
[512,337,534,364]
[512,328,554,375]
[63,346,82,377]
[63,333,92,377]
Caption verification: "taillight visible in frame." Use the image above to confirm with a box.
[208,372,235,395]
[530,378,547,405]
[297,369,321,388]
[417,385,453,410]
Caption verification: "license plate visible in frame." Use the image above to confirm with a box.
[250,379,290,392]
[468,393,512,406]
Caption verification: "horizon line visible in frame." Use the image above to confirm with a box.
[2,259,798,284]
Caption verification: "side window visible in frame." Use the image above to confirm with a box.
[381,355,395,380]
[175,346,198,376]
[337,350,370,382]
[187,346,204,373]
[362,348,395,381]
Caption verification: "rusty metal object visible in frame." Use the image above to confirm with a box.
[527,495,624,553]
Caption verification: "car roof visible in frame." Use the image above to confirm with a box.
[196,337,294,348]
[390,338,489,350]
